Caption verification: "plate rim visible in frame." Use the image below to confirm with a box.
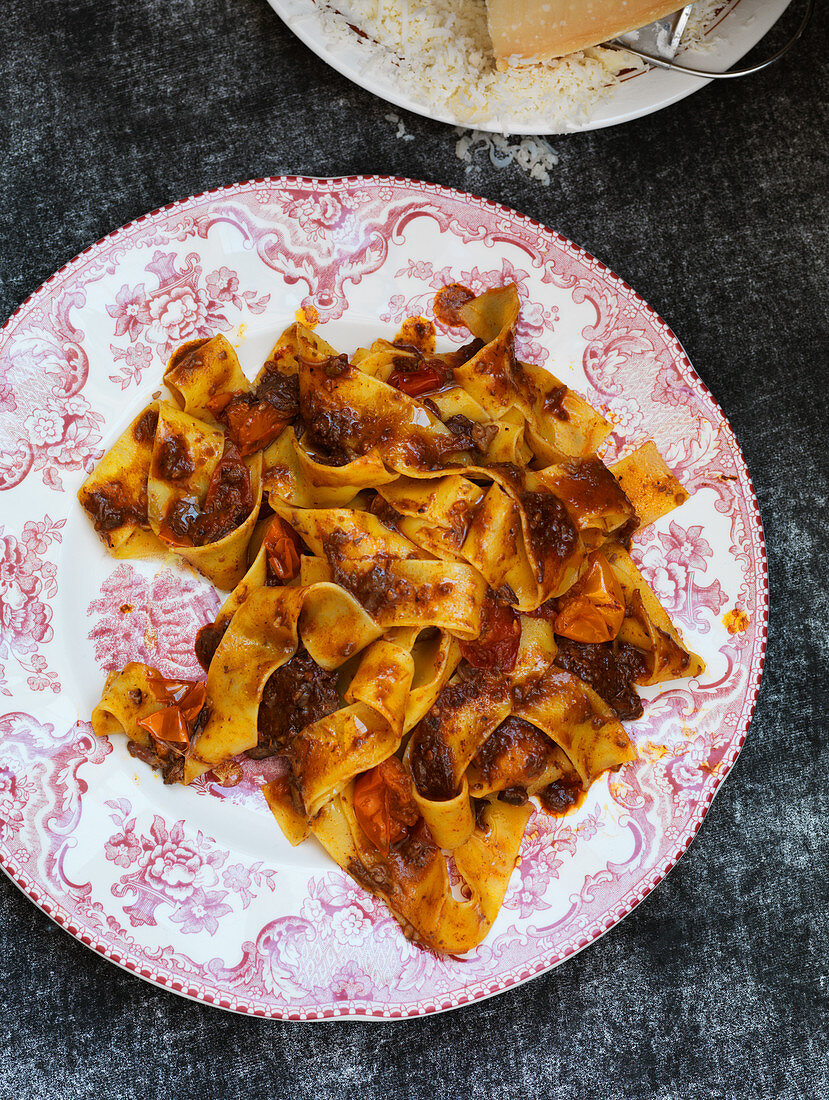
[0,173,769,1020]
[263,0,793,135]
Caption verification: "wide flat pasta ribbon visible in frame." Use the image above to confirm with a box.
[185,582,383,783]
[605,541,705,684]
[163,334,251,420]
[263,427,396,508]
[147,403,263,590]
[78,403,166,559]
[311,784,531,953]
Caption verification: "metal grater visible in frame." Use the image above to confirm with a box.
[606,0,814,79]
[613,5,695,62]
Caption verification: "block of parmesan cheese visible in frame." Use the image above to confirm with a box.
[487,0,685,61]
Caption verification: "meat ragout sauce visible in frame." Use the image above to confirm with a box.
[520,490,580,579]
[211,369,300,457]
[474,715,555,788]
[132,407,159,444]
[408,670,496,801]
[83,482,148,534]
[433,283,475,328]
[553,458,636,525]
[322,531,454,616]
[553,636,648,720]
[252,647,340,759]
[538,771,585,816]
[162,444,253,547]
[542,384,570,421]
[126,702,210,785]
[155,433,195,482]
[472,715,564,806]
[300,353,481,470]
[347,816,439,904]
[194,619,229,672]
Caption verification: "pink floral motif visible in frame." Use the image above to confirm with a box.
[221,861,280,910]
[86,564,220,678]
[0,326,105,491]
[505,810,604,919]
[170,886,233,935]
[104,252,270,373]
[0,766,32,841]
[331,905,373,947]
[660,521,713,571]
[108,342,153,390]
[102,800,276,932]
[330,961,374,1001]
[640,521,726,630]
[0,516,64,693]
[107,283,152,341]
[0,178,767,1019]
[287,194,359,244]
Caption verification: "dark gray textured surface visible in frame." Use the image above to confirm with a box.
[1,1,827,1097]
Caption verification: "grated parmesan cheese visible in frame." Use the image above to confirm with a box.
[311,0,728,132]
[453,129,559,185]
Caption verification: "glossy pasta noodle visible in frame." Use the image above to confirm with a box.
[82,284,704,954]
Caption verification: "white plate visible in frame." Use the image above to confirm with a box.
[0,177,767,1018]
[266,0,793,134]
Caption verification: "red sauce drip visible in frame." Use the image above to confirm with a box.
[434,284,475,328]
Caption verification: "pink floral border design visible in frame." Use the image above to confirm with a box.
[0,176,768,1020]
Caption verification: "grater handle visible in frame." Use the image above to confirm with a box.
[607,0,815,79]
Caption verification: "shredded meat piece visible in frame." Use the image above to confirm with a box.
[553,637,647,720]
[163,444,253,547]
[133,408,159,444]
[614,515,640,550]
[520,490,579,581]
[538,772,584,816]
[155,434,194,482]
[543,384,570,421]
[368,493,403,532]
[442,414,477,448]
[333,561,414,615]
[445,337,485,368]
[440,414,498,456]
[474,716,553,785]
[251,647,340,758]
[128,740,185,784]
[499,786,529,805]
[409,673,495,800]
[195,620,229,672]
[302,394,369,464]
[322,353,350,378]
[83,482,147,533]
[255,368,300,414]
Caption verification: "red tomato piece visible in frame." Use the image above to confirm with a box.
[353,758,420,855]
[553,551,626,644]
[459,591,521,672]
[387,365,444,398]
[263,517,302,582]
[208,391,288,456]
[138,678,207,746]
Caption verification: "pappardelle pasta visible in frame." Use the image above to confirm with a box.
[82,283,703,953]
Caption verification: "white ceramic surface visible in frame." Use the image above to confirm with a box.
[0,177,767,1018]
[265,0,793,134]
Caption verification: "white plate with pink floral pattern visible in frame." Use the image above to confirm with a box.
[0,176,767,1020]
